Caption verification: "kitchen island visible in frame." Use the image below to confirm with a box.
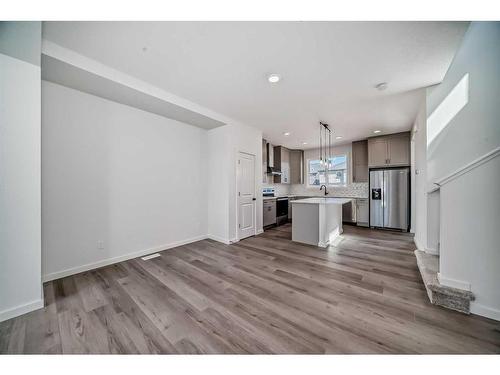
[291,197,351,247]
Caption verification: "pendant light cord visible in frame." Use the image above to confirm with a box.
[319,121,332,184]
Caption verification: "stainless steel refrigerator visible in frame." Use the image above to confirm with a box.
[369,168,409,231]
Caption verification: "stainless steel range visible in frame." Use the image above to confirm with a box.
[262,187,288,227]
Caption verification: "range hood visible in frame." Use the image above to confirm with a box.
[266,142,282,175]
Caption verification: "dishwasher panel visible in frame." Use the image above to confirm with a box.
[263,200,277,227]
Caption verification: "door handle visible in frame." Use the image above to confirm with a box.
[252,197,256,201]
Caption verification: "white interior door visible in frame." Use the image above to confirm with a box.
[237,152,256,240]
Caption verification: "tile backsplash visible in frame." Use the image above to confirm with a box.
[263,182,368,198]
[290,182,368,198]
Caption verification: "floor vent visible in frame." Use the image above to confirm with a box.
[141,253,161,261]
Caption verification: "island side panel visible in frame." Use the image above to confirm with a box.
[291,203,320,246]
[319,203,343,247]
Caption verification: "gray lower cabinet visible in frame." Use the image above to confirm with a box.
[342,200,356,223]
[263,199,277,226]
[356,198,369,227]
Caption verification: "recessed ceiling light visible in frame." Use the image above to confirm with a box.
[283,132,290,136]
[302,142,308,145]
[268,74,281,83]
[375,82,388,91]
[335,136,343,140]
[373,130,382,134]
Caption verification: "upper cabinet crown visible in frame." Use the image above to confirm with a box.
[368,132,410,167]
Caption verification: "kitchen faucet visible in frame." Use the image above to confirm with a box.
[320,184,329,196]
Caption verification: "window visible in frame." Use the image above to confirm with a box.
[308,155,347,186]
[427,73,469,147]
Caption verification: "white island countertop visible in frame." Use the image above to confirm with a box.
[291,197,351,205]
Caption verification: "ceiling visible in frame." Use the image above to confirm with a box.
[42,21,469,149]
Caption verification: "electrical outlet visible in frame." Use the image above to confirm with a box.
[97,240,104,250]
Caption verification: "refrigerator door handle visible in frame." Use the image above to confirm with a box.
[369,170,384,228]
[382,171,386,226]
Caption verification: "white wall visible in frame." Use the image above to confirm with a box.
[425,22,500,320]
[207,122,263,243]
[426,190,440,254]
[0,22,41,66]
[411,99,428,252]
[439,156,500,319]
[0,22,43,321]
[207,125,231,242]
[426,22,500,185]
[42,81,209,280]
[410,139,416,233]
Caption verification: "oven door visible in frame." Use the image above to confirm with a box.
[276,198,289,225]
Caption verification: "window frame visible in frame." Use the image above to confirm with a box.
[306,154,349,188]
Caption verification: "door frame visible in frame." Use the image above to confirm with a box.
[236,151,257,242]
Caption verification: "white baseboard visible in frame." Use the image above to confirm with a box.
[424,247,439,255]
[437,273,471,291]
[42,234,207,282]
[0,298,44,323]
[470,302,500,321]
[414,237,439,255]
[209,229,263,244]
[413,237,423,250]
[207,234,231,244]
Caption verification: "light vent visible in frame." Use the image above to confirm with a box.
[141,253,161,261]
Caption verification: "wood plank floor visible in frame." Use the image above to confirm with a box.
[1,224,499,354]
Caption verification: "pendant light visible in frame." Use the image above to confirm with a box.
[319,122,332,185]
